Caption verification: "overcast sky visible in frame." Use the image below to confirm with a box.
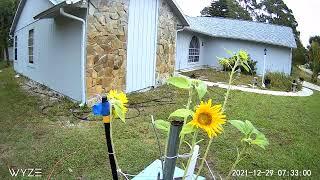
[175,0,320,47]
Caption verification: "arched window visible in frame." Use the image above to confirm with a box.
[188,36,200,63]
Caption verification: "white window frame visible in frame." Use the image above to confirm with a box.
[188,36,200,64]
[28,29,34,64]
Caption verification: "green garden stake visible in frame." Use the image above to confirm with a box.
[163,120,184,180]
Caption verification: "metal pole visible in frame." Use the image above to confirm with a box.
[163,120,184,180]
[102,97,118,180]
[262,49,267,88]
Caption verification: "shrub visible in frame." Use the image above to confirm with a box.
[265,72,302,91]
[219,54,257,75]
[309,42,320,83]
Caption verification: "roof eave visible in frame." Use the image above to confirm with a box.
[166,0,189,27]
[10,0,27,35]
[34,0,85,20]
[184,27,296,49]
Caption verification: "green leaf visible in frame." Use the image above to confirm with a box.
[180,123,196,136]
[167,77,191,89]
[229,120,247,134]
[229,120,257,136]
[113,101,125,122]
[241,61,250,72]
[244,120,257,135]
[252,132,269,150]
[169,109,194,120]
[154,120,170,132]
[193,80,207,100]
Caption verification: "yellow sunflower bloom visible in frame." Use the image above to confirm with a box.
[107,90,128,118]
[190,99,226,138]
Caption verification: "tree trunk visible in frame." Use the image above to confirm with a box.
[0,48,3,61]
[5,46,9,66]
[4,39,10,66]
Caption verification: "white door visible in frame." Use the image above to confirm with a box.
[126,0,158,92]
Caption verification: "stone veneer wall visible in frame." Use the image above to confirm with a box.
[86,0,129,98]
[156,0,180,85]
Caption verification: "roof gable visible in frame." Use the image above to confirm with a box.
[165,0,189,26]
[185,16,297,48]
[10,0,54,34]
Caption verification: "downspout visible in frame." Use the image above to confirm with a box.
[60,8,86,105]
[176,26,185,71]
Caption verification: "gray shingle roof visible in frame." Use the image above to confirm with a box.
[185,16,297,48]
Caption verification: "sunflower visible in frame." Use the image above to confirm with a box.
[107,90,128,118]
[190,99,226,138]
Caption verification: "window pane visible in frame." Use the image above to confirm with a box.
[28,47,33,55]
[15,49,17,60]
[29,56,33,63]
[29,29,34,38]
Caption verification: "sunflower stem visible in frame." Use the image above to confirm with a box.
[226,145,248,180]
[179,88,194,148]
[223,59,239,112]
[196,59,240,179]
[195,137,213,180]
[109,103,119,169]
[183,129,199,179]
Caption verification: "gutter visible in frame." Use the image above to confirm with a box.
[60,8,86,105]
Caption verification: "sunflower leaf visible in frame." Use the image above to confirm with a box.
[241,61,250,72]
[154,120,170,132]
[252,132,269,150]
[167,77,191,89]
[113,101,125,122]
[180,123,196,136]
[193,80,207,100]
[169,109,194,120]
[229,120,247,135]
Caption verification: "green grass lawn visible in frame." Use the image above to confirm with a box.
[1,62,320,179]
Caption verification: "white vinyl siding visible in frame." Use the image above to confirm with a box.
[176,31,205,70]
[13,0,86,101]
[126,0,159,92]
[202,37,292,75]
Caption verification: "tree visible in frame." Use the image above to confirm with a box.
[309,42,320,82]
[256,0,306,65]
[0,0,18,65]
[257,0,300,43]
[236,0,259,18]
[201,0,252,21]
[309,36,320,45]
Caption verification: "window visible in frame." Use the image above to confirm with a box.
[14,36,17,60]
[188,36,200,63]
[28,29,34,64]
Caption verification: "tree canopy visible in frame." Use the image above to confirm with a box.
[201,0,252,20]
[309,36,320,45]
[0,0,18,62]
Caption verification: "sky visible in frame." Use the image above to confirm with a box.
[175,0,320,47]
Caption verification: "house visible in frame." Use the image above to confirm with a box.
[176,16,297,75]
[10,0,189,103]
[10,0,297,104]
